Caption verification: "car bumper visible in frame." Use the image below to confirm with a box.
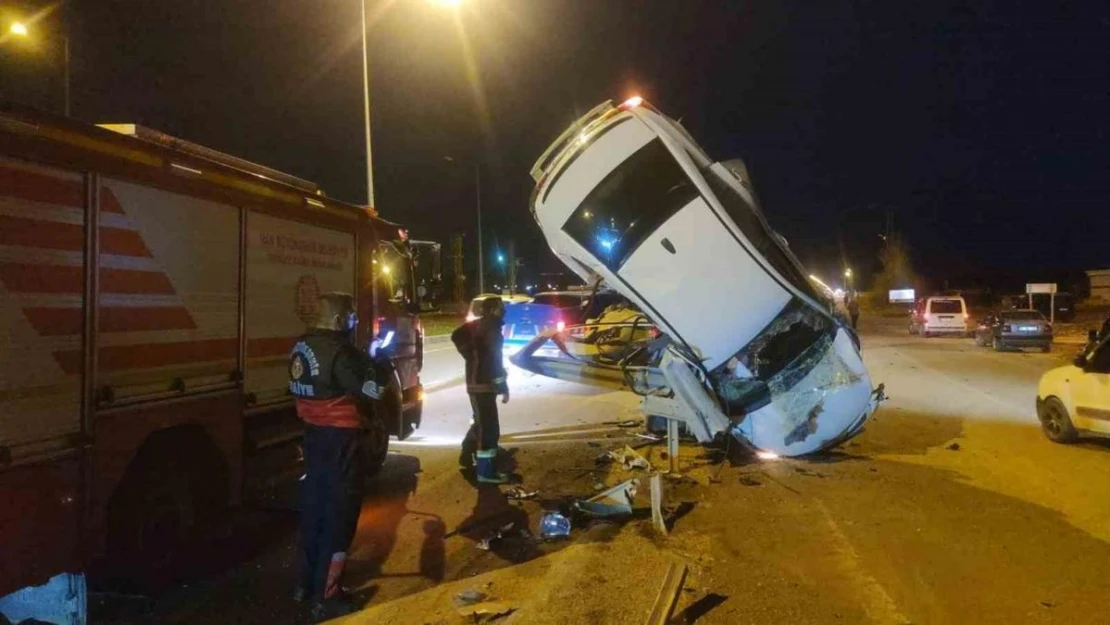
[999,335,1052,348]
[924,326,968,334]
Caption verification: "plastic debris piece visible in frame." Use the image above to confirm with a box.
[505,486,539,501]
[453,588,488,608]
[575,478,640,517]
[739,476,763,487]
[539,511,571,539]
[456,601,517,623]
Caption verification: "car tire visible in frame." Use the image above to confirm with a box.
[1039,397,1078,443]
[992,336,1004,352]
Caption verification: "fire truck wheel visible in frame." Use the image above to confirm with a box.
[106,426,229,570]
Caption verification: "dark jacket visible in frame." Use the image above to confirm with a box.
[451,317,508,395]
[289,328,373,428]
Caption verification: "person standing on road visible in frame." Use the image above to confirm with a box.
[288,292,373,620]
[846,292,861,330]
[452,296,511,484]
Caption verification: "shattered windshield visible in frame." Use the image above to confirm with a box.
[713,298,835,416]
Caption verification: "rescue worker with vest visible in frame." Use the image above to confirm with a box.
[452,295,511,484]
[288,292,374,620]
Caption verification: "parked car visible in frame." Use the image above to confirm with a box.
[975,309,1053,352]
[501,291,596,350]
[913,296,970,337]
[465,293,530,322]
[1036,332,1110,442]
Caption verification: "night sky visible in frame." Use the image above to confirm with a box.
[3,0,1108,291]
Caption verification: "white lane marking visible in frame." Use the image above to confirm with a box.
[502,426,623,440]
[815,499,909,624]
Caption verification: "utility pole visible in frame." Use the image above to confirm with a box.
[475,163,484,294]
[450,233,465,303]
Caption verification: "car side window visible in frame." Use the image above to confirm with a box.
[1090,342,1110,374]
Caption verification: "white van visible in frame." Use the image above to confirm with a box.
[524,97,880,456]
[920,296,970,337]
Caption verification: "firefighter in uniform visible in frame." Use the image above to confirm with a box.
[288,292,374,620]
[452,295,511,484]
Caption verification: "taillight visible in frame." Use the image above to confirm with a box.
[1003,324,1012,332]
[619,95,643,110]
[556,320,566,332]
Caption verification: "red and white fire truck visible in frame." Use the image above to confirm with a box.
[0,102,425,619]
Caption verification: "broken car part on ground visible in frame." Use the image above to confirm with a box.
[513,97,883,457]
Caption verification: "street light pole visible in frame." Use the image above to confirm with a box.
[360,0,375,208]
[63,35,70,117]
[475,162,484,294]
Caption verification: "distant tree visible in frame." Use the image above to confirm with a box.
[872,233,920,296]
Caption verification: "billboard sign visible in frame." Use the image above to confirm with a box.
[888,288,915,303]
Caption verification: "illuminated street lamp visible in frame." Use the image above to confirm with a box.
[359,0,465,208]
[6,20,70,117]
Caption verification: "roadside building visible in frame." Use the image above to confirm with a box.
[1087,269,1110,302]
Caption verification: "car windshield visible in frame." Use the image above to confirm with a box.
[930,300,963,314]
[532,294,585,308]
[561,139,699,269]
[1002,311,1045,321]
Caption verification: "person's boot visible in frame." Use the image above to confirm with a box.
[475,449,509,484]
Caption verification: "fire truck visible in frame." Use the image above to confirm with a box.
[0,102,424,620]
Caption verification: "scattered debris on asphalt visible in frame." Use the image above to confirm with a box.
[539,511,571,540]
[504,486,539,501]
[645,561,688,625]
[456,601,517,623]
[635,433,663,442]
[739,475,763,487]
[1039,600,1056,609]
[651,474,667,535]
[476,522,517,551]
[947,442,961,451]
[597,445,651,470]
[793,466,825,478]
[453,588,488,608]
[575,478,640,518]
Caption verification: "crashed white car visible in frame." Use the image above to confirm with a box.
[513,97,883,456]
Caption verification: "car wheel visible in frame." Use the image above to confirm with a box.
[992,336,1004,352]
[1039,397,1078,443]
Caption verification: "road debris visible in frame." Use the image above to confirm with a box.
[539,511,571,540]
[453,588,488,608]
[476,522,516,551]
[739,475,763,487]
[793,466,824,478]
[597,445,651,470]
[575,478,640,518]
[504,486,539,501]
[456,601,517,623]
[651,474,667,535]
[947,442,961,451]
[645,561,688,625]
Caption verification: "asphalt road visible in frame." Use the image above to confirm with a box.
[90,318,1110,624]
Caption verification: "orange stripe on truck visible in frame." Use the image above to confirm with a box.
[0,215,84,251]
[24,306,196,336]
[0,165,83,208]
[0,264,176,295]
[0,216,151,258]
[54,338,238,374]
[0,263,83,294]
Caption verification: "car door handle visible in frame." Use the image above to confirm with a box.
[660,238,676,254]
